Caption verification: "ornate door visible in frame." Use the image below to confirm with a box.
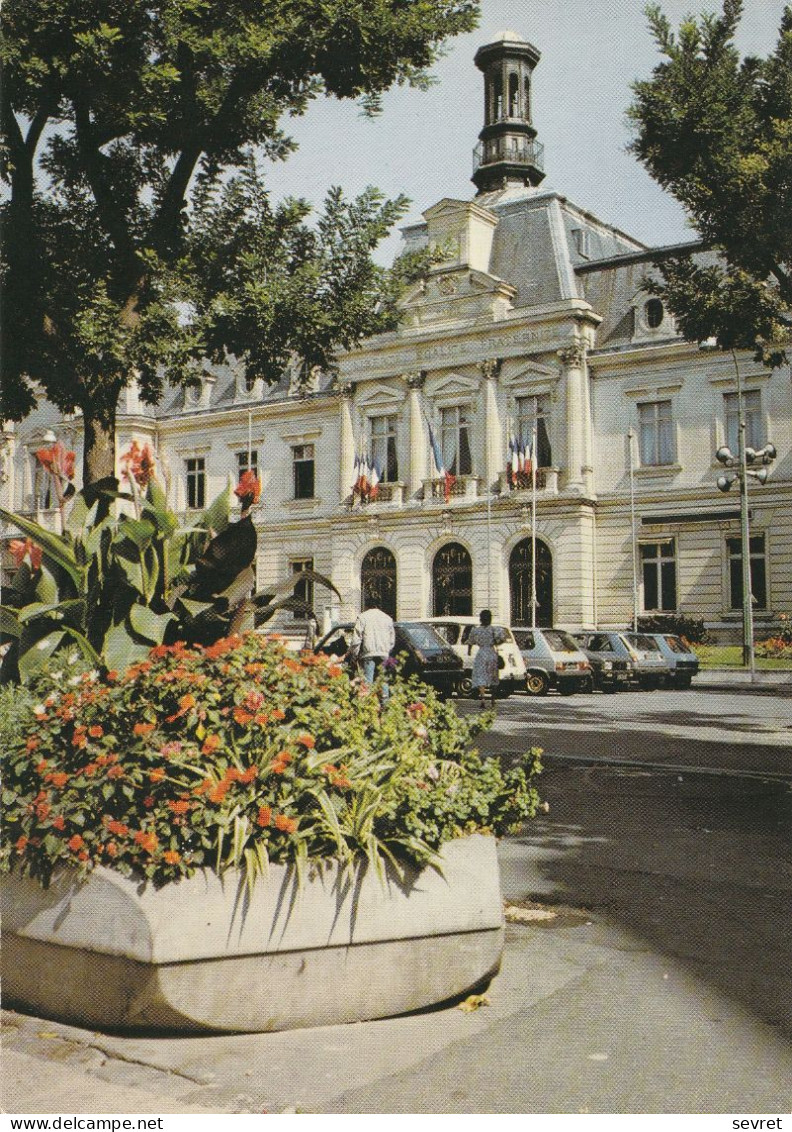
[509,538,553,626]
[432,542,473,616]
[361,547,397,619]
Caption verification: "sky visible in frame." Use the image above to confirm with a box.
[261,0,789,263]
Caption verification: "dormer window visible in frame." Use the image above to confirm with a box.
[645,298,664,329]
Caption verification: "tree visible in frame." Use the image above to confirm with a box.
[1,0,479,488]
[628,1,792,363]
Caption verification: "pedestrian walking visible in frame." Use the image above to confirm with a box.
[348,603,396,692]
[467,609,507,708]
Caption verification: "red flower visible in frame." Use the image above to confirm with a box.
[256,805,272,827]
[52,815,66,831]
[120,440,156,488]
[105,841,118,857]
[35,441,75,482]
[234,469,261,505]
[271,708,286,721]
[133,830,158,853]
[15,836,28,853]
[202,734,221,755]
[26,737,40,752]
[106,820,129,837]
[88,725,104,738]
[179,693,196,711]
[167,800,190,814]
[46,772,69,789]
[297,733,315,749]
[274,814,298,834]
[10,538,43,571]
[106,764,124,779]
[239,765,258,783]
[67,834,85,852]
[148,767,166,783]
[134,722,156,737]
[233,707,254,725]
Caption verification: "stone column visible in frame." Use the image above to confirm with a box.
[559,343,588,494]
[479,359,502,493]
[338,383,356,502]
[406,372,427,498]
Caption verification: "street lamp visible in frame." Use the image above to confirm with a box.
[703,342,776,676]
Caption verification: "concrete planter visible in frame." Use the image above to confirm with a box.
[2,834,503,1033]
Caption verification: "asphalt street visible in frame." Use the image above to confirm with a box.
[3,677,791,1114]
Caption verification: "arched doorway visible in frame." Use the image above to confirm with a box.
[361,546,397,619]
[432,542,473,616]
[509,538,553,626]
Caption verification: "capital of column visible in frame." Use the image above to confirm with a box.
[404,371,426,391]
[558,343,586,368]
[479,357,502,381]
[337,381,356,399]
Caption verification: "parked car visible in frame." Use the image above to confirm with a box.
[314,620,463,699]
[511,627,592,696]
[643,632,700,689]
[622,632,673,689]
[572,632,636,693]
[420,616,527,696]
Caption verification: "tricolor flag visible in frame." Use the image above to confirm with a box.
[369,458,380,500]
[428,421,455,503]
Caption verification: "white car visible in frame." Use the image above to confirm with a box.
[420,616,527,697]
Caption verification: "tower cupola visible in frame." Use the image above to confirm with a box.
[472,31,545,195]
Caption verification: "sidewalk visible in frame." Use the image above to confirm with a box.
[4,827,792,1115]
[695,667,792,693]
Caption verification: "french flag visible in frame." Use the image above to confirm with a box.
[428,422,454,503]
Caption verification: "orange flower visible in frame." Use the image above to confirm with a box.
[105,841,118,857]
[193,778,212,795]
[297,733,315,749]
[328,664,343,679]
[254,712,269,726]
[35,759,48,774]
[26,737,40,752]
[133,830,158,853]
[46,772,69,789]
[179,693,196,711]
[120,440,156,488]
[68,834,85,852]
[167,800,190,814]
[9,537,43,571]
[239,765,258,783]
[36,801,51,821]
[106,820,129,837]
[271,708,286,721]
[163,850,181,865]
[256,805,272,827]
[15,835,28,853]
[274,814,298,834]
[202,734,221,755]
[52,815,66,830]
[208,782,229,804]
[88,725,104,738]
[233,707,254,725]
[134,722,155,736]
[234,469,261,505]
[148,767,166,783]
[106,764,124,779]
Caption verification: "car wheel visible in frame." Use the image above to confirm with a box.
[582,676,594,694]
[558,681,575,696]
[459,676,473,697]
[525,670,549,696]
[675,674,693,690]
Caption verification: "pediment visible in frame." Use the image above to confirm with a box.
[430,373,480,397]
[356,383,407,409]
[399,268,515,311]
[503,360,557,385]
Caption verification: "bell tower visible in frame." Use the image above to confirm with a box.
[472,31,545,195]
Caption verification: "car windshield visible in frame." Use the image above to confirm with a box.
[542,629,580,652]
[398,623,446,650]
[630,634,661,652]
[512,630,534,650]
[663,635,693,654]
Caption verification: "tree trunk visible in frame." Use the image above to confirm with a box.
[82,408,118,500]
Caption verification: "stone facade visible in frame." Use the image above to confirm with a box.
[3,32,790,642]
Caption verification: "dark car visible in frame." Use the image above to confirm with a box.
[622,632,673,690]
[314,621,463,699]
[572,632,635,693]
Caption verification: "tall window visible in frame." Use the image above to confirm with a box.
[370,416,398,482]
[515,395,552,467]
[292,444,314,499]
[440,406,472,476]
[638,400,674,466]
[727,535,767,611]
[640,541,677,611]
[236,449,258,478]
[291,557,314,619]
[185,457,205,510]
[361,546,397,619]
[432,542,472,616]
[724,391,763,453]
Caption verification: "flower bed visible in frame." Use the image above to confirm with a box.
[2,633,540,889]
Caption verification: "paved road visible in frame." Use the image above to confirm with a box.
[464,685,792,779]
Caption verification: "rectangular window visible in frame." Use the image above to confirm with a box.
[640,541,677,611]
[515,395,552,467]
[292,444,314,499]
[440,406,472,476]
[291,557,314,620]
[370,415,399,482]
[727,535,767,611]
[236,449,258,478]
[724,390,763,453]
[638,400,674,466]
[185,457,205,510]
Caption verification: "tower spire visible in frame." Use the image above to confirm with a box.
[472,31,545,195]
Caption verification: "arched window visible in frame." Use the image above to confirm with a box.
[509,538,553,626]
[432,542,472,616]
[508,72,520,117]
[645,298,664,329]
[361,546,397,619]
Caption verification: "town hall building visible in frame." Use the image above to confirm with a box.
[3,31,791,641]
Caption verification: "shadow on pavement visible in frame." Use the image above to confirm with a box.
[506,764,792,1039]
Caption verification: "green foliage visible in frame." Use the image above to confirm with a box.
[1,633,541,889]
[636,613,711,645]
[755,612,792,656]
[1,0,479,481]
[628,2,792,365]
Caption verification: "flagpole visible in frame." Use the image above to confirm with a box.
[531,419,538,630]
[486,485,492,608]
[247,410,252,470]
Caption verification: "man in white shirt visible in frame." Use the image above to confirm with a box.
[348,604,396,686]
